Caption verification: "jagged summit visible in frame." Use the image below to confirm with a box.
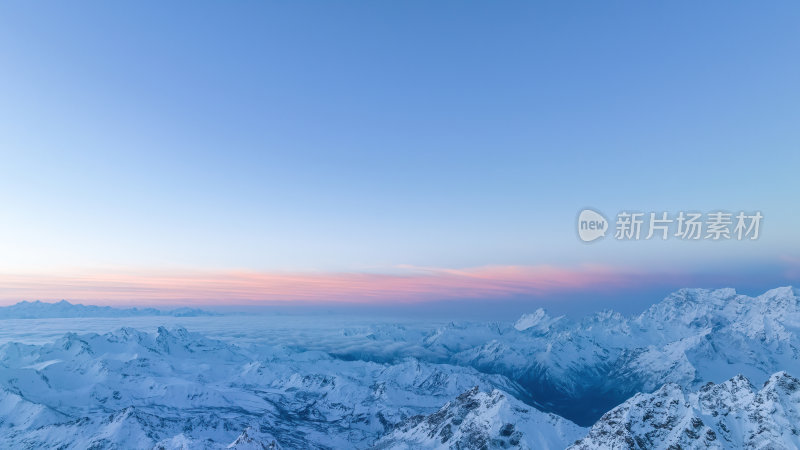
[374,386,586,449]
[513,308,567,333]
[227,427,282,450]
[444,286,800,425]
[570,372,800,449]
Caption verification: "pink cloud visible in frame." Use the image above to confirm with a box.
[0,264,685,306]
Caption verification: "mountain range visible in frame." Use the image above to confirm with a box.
[0,286,798,448]
[570,372,800,449]
[0,300,218,319]
[341,286,800,426]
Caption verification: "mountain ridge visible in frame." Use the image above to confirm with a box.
[569,371,800,449]
[415,286,800,425]
[0,299,219,319]
[1,286,799,448]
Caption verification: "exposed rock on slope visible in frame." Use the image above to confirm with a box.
[374,386,585,449]
[569,372,800,449]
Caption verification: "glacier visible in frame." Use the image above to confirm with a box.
[0,286,799,448]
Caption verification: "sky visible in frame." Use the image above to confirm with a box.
[0,1,798,315]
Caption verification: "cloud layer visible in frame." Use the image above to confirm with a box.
[0,262,794,306]
[0,265,652,305]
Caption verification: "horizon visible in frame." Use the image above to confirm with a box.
[4,284,796,322]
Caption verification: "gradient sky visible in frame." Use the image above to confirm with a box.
[0,2,798,313]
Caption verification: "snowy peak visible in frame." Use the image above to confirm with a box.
[637,286,800,326]
[762,370,800,394]
[635,287,739,327]
[513,308,566,333]
[570,372,800,449]
[227,427,282,449]
[374,386,586,449]
[758,286,800,301]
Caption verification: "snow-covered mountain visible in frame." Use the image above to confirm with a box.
[569,372,800,449]
[0,327,535,449]
[1,286,800,448]
[374,386,585,449]
[412,286,800,425]
[0,300,218,319]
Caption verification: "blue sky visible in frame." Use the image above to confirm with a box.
[0,2,798,311]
